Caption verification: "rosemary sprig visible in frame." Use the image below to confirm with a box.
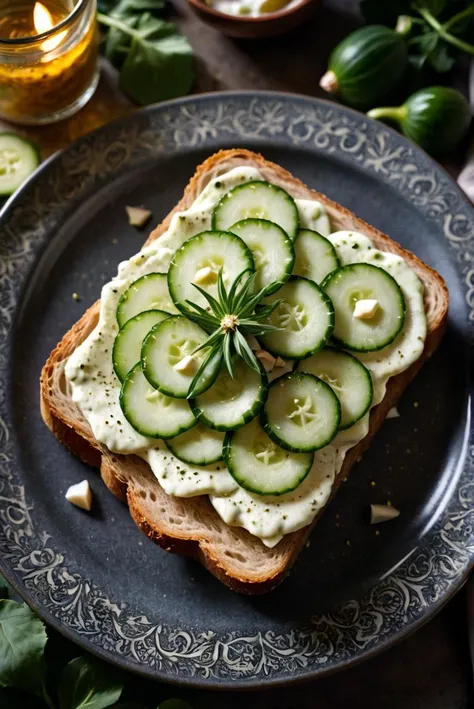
[186,269,282,398]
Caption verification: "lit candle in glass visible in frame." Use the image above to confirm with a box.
[0,0,99,124]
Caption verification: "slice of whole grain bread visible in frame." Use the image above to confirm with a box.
[40,149,448,594]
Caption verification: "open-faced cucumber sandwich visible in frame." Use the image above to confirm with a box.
[42,149,447,593]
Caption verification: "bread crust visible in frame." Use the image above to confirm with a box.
[40,149,448,594]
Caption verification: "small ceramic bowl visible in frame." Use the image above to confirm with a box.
[186,0,322,39]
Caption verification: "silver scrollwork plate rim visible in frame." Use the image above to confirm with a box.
[0,91,473,689]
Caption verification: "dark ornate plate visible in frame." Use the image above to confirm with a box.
[0,92,473,689]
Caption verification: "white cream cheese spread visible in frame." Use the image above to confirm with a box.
[65,166,426,547]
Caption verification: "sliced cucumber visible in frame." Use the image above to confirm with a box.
[191,358,268,431]
[224,418,313,496]
[117,273,177,328]
[113,309,169,382]
[0,134,40,197]
[166,424,225,465]
[168,230,254,314]
[141,316,221,398]
[120,364,196,438]
[227,219,295,294]
[293,229,340,284]
[322,263,406,352]
[259,276,334,359]
[213,181,299,240]
[262,372,340,453]
[297,347,373,430]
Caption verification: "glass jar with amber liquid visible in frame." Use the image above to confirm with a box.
[0,0,99,124]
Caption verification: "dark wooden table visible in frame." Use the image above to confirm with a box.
[1,0,472,706]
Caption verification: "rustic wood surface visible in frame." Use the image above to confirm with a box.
[1,0,472,705]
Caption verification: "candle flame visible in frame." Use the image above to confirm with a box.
[33,2,67,52]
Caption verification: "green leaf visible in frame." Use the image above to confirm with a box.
[228,268,253,308]
[217,269,229,312]
[187,342,223,399]
[428,41,457,71]
[0,576,11,599]
[119,32,194,105]
[232,271,257,314]
[223,332,234,379]
[103,0,169,67]
[233,331,260,373]
[58,656,123,709]
[0,600,48,697]
[190,328,223,355]
[190,283,224,318]
[157,701,194,709]
[240,322,280,335]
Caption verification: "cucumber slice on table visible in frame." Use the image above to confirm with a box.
[262,372,340,453]
[120,364,196,438]
[191,358,268,431]
[166,424,225,465]
[141,315,221,398]
[117,273,177,328]
[258,276,334,359]
[224,418,313,496]
[212,181,299,240]
[0,134,40,197]
[322,263,406,352]
[168,230,254,313]
[228,219,295,294]
[293,229,340,284]
[297,347,373,430]
[113,309,170,382]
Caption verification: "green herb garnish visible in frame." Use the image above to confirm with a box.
[360,0,474,71]
[185,269,282,398]
[97,0,194,105]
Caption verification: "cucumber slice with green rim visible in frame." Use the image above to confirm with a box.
[191,358,268,431]
[227,219,295,294]
[141,315,221,398]
[166,424,225,465]
[262,372,340,453]
[224,418,313,496]
[168,230,255,314]
[120,364,196,438]
[113,309,170,382]
[322,263,406,352]
[293,229,340,284]
[117,273,177,328]
[258,276,334,359]
[0,134,40,197]
[297,347,373,430]
[212,181,299,240]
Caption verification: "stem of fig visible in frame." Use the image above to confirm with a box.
[367,106,408,125]
[319,70,339,94]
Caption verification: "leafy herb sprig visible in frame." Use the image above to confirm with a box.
[97,0,194,105]
[0,577,193,709]
[361,0,474,72]
[185,269,282,398]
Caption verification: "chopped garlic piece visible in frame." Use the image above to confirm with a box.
[275,357,286,368]
[370,504,400,524]
[126,206,152,228]
[173,354,196,374]
[386,407,400,419]
[193,266,218,285]
[353,299,379,319]
[66,480,92,511]
[255,349,276,372]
